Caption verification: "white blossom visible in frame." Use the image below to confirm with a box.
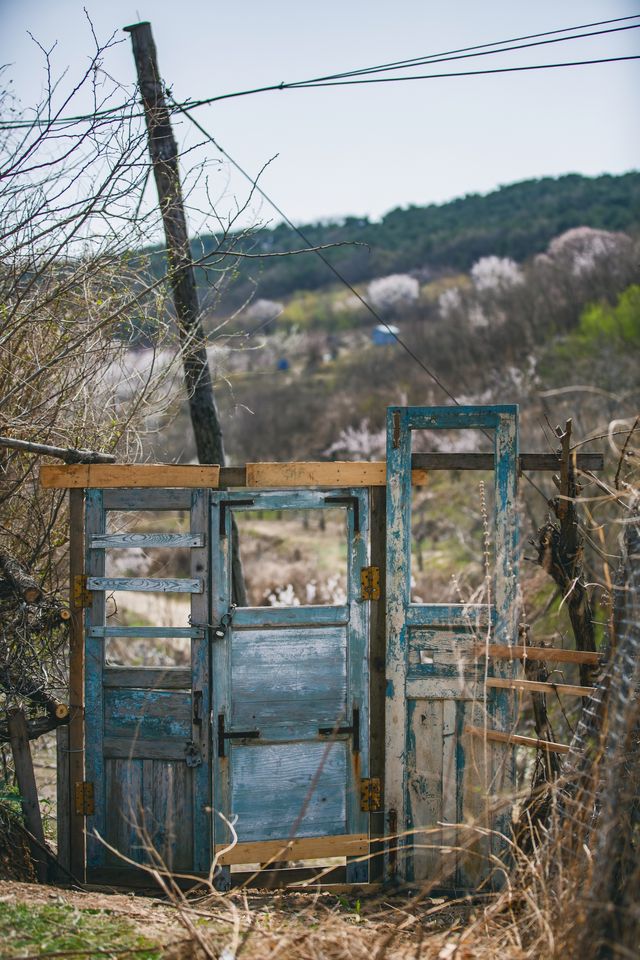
[471,256,523,292]
[546,227,633,277]
[367,273,419,310]
[245,298,283,322]
[438,287,462,319]
[324,419,386,460]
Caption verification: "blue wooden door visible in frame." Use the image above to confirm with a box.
[211,490,370,877]
[84,487,212,879]
[385,406,519,887]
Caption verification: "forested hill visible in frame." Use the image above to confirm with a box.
[195,172,640,305]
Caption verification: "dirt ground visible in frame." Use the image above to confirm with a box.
[0,878,485,960]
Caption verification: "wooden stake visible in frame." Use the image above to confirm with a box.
[465,724,570,754]
[8,709,48,881]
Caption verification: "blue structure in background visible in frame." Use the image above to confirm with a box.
[371,324,399,346]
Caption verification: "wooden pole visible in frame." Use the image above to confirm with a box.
[68,488,85,881]
[124,21,246,603]
[8,708,48,881]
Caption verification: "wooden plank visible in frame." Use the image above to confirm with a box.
[230,741,348,842]
[84,489,106,871]
[368,486,386,882]
[485,677,595,697]
[474,643,602,665]
[215,833,369,866]
[246,462,428,487]
[407,603,494,627]
[8,709,48,881]
[103,667,191,689]
[40,464,220,489]
[103,737,187,761]
[68,487,85,882]
[190,488,212,873]
[86,576,203,594]
[233,605,349,629]
[464,725,570,754]
[56,725,71,873]
[90,626,203,639]
[90,533,204,548]
[412,452,603,472]
[103,489,192,510]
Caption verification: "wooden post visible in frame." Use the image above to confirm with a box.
[68,488,86,881]
[368,486,386,881]
[56,725,71,872]
[8,708,48,881]
[124,20,245,603]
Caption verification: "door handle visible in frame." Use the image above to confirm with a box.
[217,714,260,757]
[319,707,360,752]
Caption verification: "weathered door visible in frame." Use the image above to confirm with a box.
[84,487,212,879]
[385,405,519,887]
[210,489,370,881]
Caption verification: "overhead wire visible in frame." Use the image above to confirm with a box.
[1,14,638,130]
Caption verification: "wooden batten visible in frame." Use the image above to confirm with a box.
[215,833,369,866]
[465,725,570,754]
[474,643,602,665]
[246,462,428,487]
[486,677,595,697]
[40,464,220,489]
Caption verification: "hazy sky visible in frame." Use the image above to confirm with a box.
[1,0,639,227]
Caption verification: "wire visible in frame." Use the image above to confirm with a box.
[1,14,638,131]
[173,98,462,406]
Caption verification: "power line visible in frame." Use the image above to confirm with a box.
[1,14,638,131]
[173,98,462,407]
[275,22,640,85]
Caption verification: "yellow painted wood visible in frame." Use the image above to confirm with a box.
[486,677,595,697]
[215,833,369,865]
[473,643,601,665]
[40,464,220,489]
[464,724,570,754]
[246,462,428,487]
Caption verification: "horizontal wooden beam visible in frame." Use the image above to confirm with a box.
[474,643,602,665]
[90,533,204,548]
[486,677,595,697]
[103,667,191,689]
[86,576,203,594]
[40,451,603,490]
[40,464,220,489]
[412,452,603,472]
[465,724,570,754]
[246,462,428,487]
[215,833,369,866]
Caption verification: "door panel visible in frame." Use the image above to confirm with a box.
[385,406,519,887]
[211,489,369,871]
[84,488,211,877]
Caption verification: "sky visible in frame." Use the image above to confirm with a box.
[1,0,639,229]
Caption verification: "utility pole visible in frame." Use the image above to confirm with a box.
[125,21,246,603]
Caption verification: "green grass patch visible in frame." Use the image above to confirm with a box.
[0,901,161,960]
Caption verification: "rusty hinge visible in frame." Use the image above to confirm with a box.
[74,781,95,816]
[73,575,91,608]
[361,566,381,601]
[360,777,382,812]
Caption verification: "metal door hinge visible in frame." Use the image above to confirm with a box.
[361,566,381,600]
[74,781,95,816]
[73,575,91,608]
[360,777,382,812]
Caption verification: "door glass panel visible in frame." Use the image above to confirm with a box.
[234,507,348,606]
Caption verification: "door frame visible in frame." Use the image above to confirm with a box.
[209,488,371,881]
